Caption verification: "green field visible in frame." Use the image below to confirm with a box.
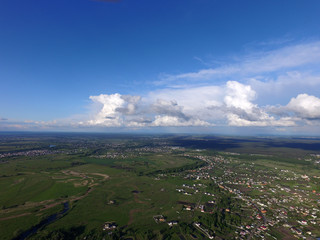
[1,133,320,239]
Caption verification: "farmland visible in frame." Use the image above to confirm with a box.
[1,133,320,239]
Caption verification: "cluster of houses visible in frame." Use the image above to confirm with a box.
[152,215,179,227]
[193,222,214,239]
[101,149,320,239]
[0,149,62,158]
[174,152,320,239]
[94,153,128,159]
[153,215,166,223]
[102,222,117,231]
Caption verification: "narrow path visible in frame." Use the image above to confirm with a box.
[0,212,31,221]
[128,209,142,225]
[247,202,267,240]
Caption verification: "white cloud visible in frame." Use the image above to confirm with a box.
[224,81,256,111]
[83,92,210,127]
[80,81,298,128]
[87,93,125,126]
[116,95,141,115]
[287,94,320,119]
[152,115,210,127]
[223,81,295,127]
[1,83,316,130]
[158,41,320,87]
[149,85,223,111]
[4,40,320,133]
[247,71,320,106]
[151,40,320,129]
[151,99,189,120]
[226,114,295,127]
[86,93,142,126]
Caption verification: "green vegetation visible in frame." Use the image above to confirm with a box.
[1,133,320,239]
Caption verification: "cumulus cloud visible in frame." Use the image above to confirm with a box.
[2,83,318,131]
[82,92,209,127]
[267,93,320,124]
[149,85,223,111]
[153,41,320,120]
[223,81,295,127]
[87,93,125,126]
[85,93,143,126]
[224,81,256,111]
[116,95,141,115]
[247,71,320,107]
[152,115,210,127]
[81,81,301,128]
[287,94,320,119]
[151,99,190,120]
[224,81,265,125]
[4,40,320,132]
[141,40,320,129]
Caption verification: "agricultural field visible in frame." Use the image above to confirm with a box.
[1,133,320,239]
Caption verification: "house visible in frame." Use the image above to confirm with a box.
[184,205,192,211]
[103,222,117,231]
[259,226,267,231]
[168,221,178,227]
[153,215,166,223]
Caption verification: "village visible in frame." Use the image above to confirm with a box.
[168,152,320,239]
[96,144,320,239]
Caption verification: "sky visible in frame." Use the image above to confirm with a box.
[1,0,320,135]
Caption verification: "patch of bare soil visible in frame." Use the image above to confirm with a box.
[40,201,62,211]
[74,180,89,187]
[128,209,142,225]
[273,226,296,240]
[51,176,68,179]
[70,187,93,201]
[133,193,146,204]
[61,170,87,178]
[0,212,31,221]
[11,177,25,186]
[0,199,55,215]
[90,173,109,180]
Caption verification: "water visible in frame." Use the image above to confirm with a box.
[14,202,70,240]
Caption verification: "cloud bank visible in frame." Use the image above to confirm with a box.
[79,41,320,130]
[80,80,315,129]
[2,40,320,134]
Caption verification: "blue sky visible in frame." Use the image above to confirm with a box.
[1,0,320,134]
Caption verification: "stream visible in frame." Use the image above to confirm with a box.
[13,202,70,240]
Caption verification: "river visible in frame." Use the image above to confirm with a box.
[13,202,70,240]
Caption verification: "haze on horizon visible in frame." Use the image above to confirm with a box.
[1,0,320,135]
